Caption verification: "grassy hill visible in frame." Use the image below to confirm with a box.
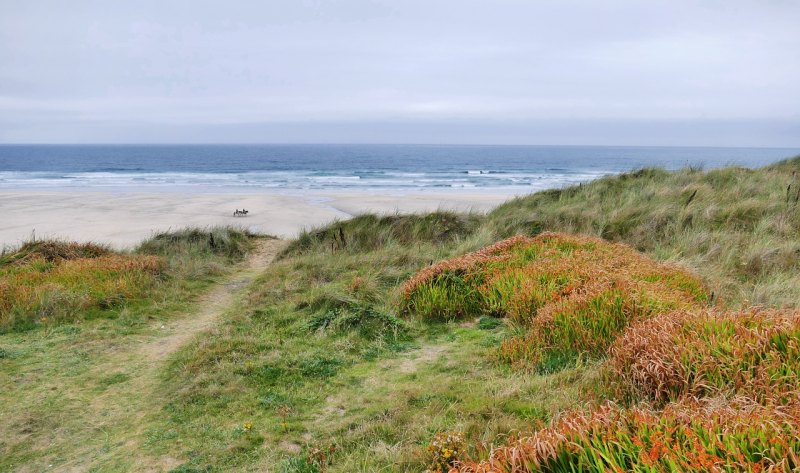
[487,159,800,307]
[1,156,799,472]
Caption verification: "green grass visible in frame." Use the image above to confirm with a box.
[0,227,260,471]
[2,156,800,471]
[486,158,800,307]
[146,233,595,471]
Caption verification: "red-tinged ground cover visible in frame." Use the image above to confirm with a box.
[402,232,709,371]
[408,235,800,471]
[450,308,800,471]
[605,308,800,406]
[451,396,800,473]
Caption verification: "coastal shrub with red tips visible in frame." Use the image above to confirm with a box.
[402,233,708,370]
[452,396,800,473]
[604,308,800,405]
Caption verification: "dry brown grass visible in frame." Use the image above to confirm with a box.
[0,245,165,330]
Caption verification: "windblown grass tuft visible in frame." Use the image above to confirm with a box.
[0,241,164,331]
[137,226,255,261]
[0,227,257,332]
[0,240,111,265]
[282,211,482,258]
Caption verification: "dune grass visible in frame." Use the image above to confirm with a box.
[283,212,483,258]
[137,226,255,262]
[0,227,255,333]
[142,219,595,472]
[485,158,800,307]
[3,156,800,472]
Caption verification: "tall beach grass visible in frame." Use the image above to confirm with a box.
[0,226,256,332]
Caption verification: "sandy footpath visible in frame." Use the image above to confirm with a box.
[0,189,519,249]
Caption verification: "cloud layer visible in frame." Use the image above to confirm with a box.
[1,0,798,145]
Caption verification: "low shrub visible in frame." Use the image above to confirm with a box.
[427,431,466,473]
[402,233,708,370]
[604,308,800,406]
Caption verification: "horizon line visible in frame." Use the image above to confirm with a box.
[1,143,799,150]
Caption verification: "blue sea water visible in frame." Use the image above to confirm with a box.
[0,144,797,192]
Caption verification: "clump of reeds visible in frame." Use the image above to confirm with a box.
[402,232,708,370]
[604,308,800,406]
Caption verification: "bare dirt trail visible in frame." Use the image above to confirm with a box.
[142,238,285,362]
[54,238,286,473]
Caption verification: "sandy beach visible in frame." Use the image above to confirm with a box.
[0,189,518,249]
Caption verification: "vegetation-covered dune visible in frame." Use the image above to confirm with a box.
[0,227,255,331]
[2,157,800,472]
[486,159,800,308]
[402,237,798,470]
[0,241,164,331]
[402,233,708,371]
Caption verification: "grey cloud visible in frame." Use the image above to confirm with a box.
[1,0,798,145]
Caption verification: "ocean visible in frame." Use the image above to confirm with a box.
[0,144,797,192]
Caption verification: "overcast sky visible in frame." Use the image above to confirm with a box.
[1,0,798,146]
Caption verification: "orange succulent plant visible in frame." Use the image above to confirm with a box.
[402,232,709,370]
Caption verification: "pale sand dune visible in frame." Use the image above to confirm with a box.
[0,189,518,249]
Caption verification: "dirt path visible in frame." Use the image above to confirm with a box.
[143,239,284,361]
[57,238,286,472]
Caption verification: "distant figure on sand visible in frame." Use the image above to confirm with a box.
[234,209,249,217]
